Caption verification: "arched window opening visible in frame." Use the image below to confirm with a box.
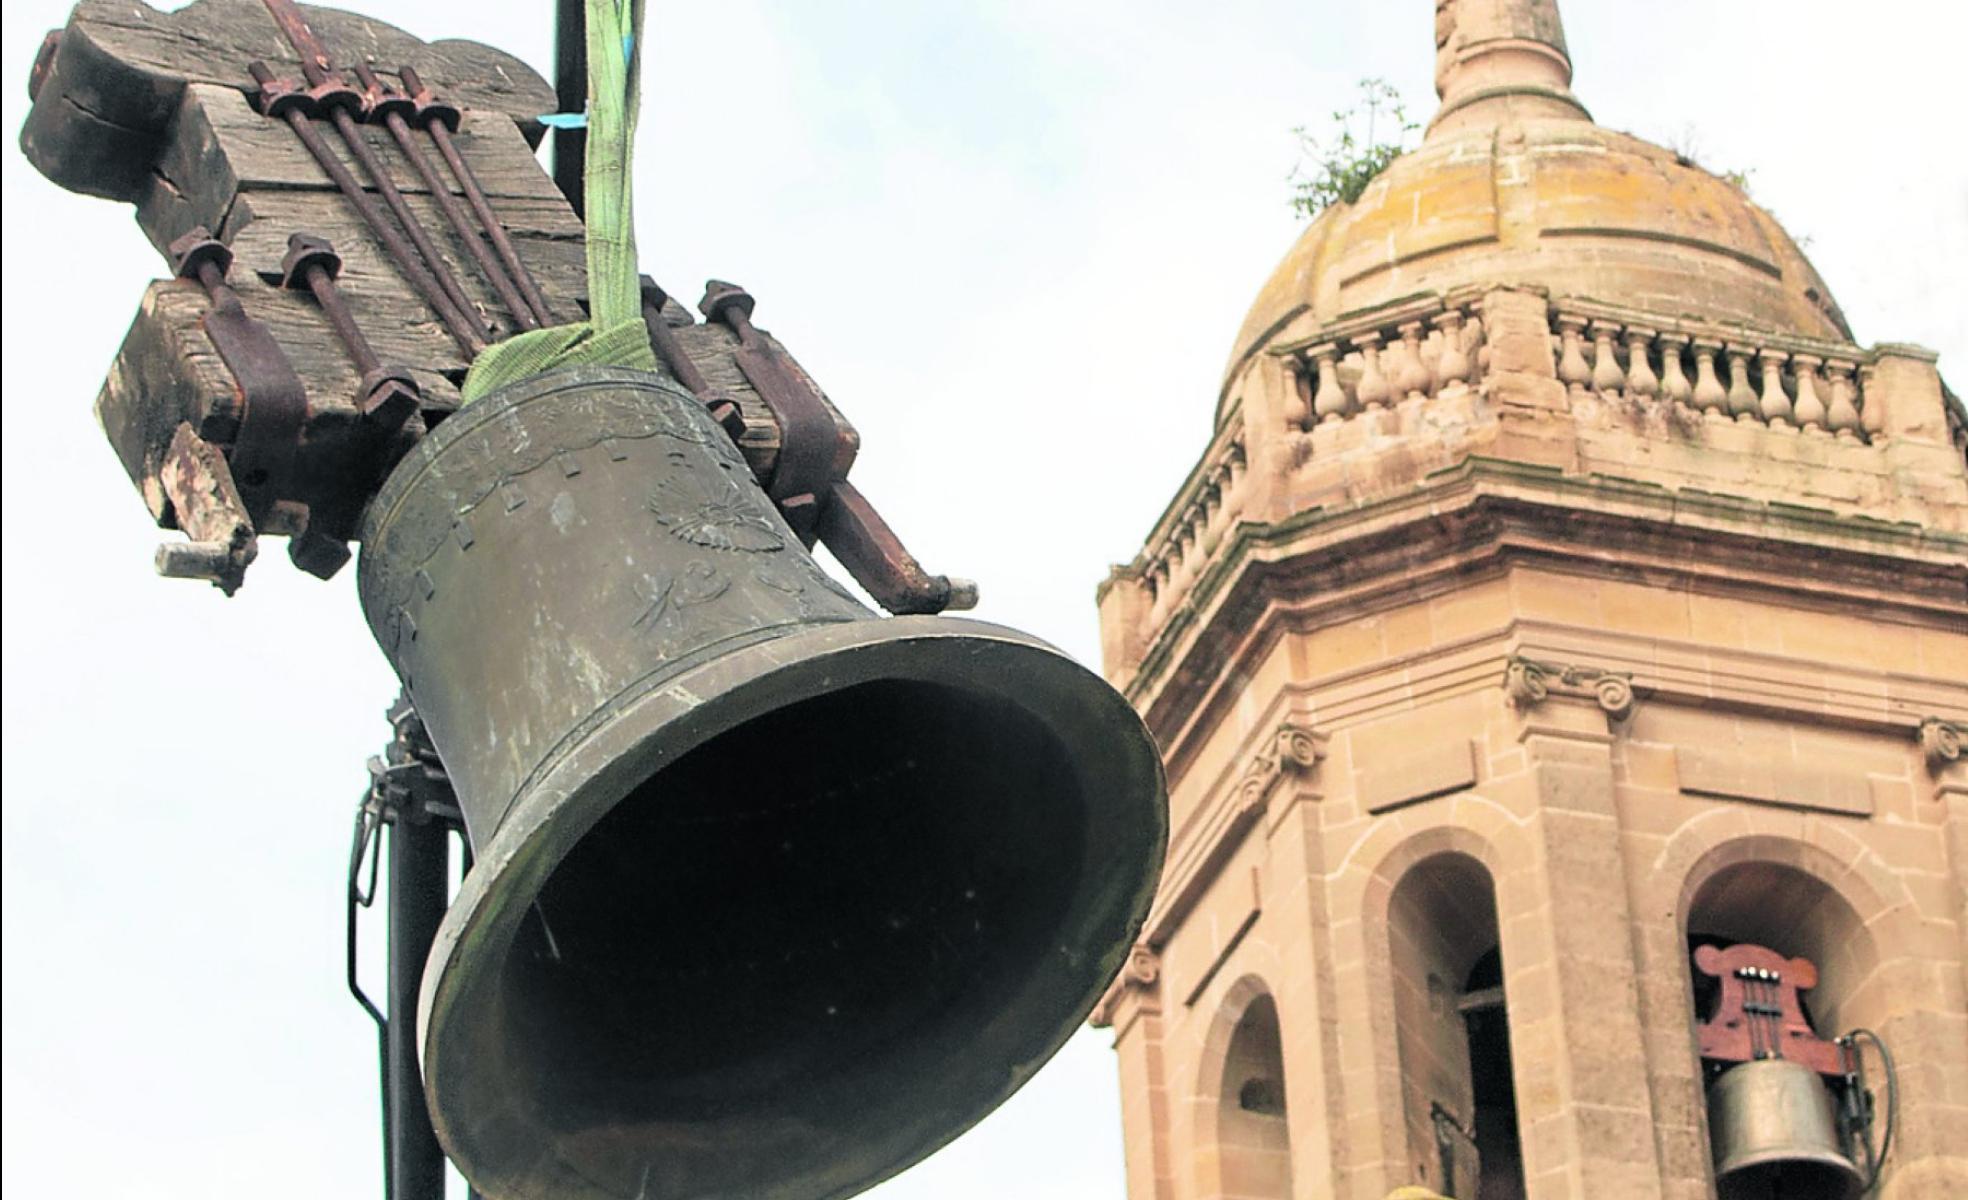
[1216,992,1293,1199]
[1388,852,1525,1200]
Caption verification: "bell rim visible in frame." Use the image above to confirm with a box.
[418,613,1168,1200]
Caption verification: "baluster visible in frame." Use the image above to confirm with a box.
[1658,332,1693,408]
[1465,312,1490,376]
[1198,482,1224,553]
[1690,337,1728,419]
[1310,343,1350,423]
[1433,310,1472,390]
[1624,327,1660,400]
[1284,355,1312,431]
[1172,524,1198,593]
[1394,321,1432,401]
[1556,315,1592,395]
[1757,348,1794,429]
[1790,352,1828,434]
[1590,320,1626,394]
[1725,345,1760,423]
[1825,359,1861,440]
[1219,443,1247,521]
[1353,332,1390,411]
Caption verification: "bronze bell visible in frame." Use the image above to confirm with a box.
[357,366,1168,1200]
[1709,1058,1864,1200]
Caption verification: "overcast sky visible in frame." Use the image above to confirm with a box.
[3,2,1963,1198]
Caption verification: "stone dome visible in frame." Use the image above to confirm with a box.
[1221,0,1849,410]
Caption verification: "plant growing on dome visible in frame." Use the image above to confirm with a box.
[1289,78,1418,218]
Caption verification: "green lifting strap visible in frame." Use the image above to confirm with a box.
[461,0,655,402]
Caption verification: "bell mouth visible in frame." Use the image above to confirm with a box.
[419,616,1166,1200]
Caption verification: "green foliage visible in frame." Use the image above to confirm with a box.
[1289,78,1418,219]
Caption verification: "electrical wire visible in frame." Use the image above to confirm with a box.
[1843,1027,1897,1193]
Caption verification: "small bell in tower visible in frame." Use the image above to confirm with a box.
[1692,944,1882,1199]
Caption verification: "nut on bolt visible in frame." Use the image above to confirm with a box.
[698,280,757,325]
[280,233,343,288]
[358,367,422,429]
[167,226,233,281]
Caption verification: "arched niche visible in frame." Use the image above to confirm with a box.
[1682,854,1889,1199]
[1683,857,1879,1045]
[1387,851,1525,1200]
[1210,985,1294,1199]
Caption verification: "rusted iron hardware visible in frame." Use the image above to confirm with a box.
[639,279,747,439]
[349,62,539,333]
[280,233,421,432]
[399,64,557,328]
[170,228,309,505]
[695,280,977,615]
[155,227,315,592]
[246,53,488,356]
[700,280,853,541]
[254,0,490,350]
[247,58,486,355]
[162,228,427,586]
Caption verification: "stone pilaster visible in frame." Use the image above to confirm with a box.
[1505,694,1663,1199]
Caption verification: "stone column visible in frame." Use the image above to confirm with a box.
[1267,762,1346,1199]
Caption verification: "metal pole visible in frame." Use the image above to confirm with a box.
[553,0,587,217]
[388,812,450,1200]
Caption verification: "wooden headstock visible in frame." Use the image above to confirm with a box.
[1693,942,1847,1079]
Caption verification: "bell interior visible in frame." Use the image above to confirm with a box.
[1716,1160,1864,1200]
[492,675,1091,1190]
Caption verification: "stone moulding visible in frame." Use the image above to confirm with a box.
[1091,943,1162,1028]
[1920,717,1963,771]
[1127,719,1325,980]
[1502,654,1636,720]
[1235,720,1327,815]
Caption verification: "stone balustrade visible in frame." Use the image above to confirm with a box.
[1550,302,1872,439]
[1279,295,1489,431]
[1140,422,1249,627]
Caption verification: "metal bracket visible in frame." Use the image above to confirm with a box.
[169,227,309,528]
[689,280,976,615]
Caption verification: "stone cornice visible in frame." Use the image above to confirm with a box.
[1127,458,1968,753]
[1144,624,1968,797]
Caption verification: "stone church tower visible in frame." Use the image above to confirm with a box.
[1089,3,1968,1198]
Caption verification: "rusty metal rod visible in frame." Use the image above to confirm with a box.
[248,62,485,356]
[352,63,539,332]
[294,256,381,376]
[401,65,557,327]
[639,290,747,440]
[254,0,489,346]
[296,59,489,343]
